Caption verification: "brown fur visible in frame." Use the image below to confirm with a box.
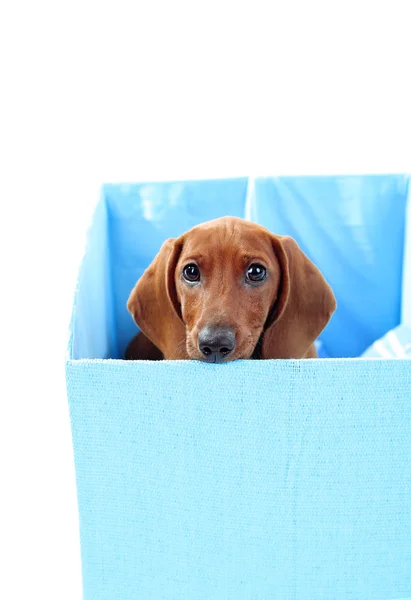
[126,217,336,361]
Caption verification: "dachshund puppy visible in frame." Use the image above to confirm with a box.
[126,216,336,361]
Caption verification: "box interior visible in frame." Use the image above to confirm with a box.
[69,175,409,360]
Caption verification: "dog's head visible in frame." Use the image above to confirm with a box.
[128,217,336,361]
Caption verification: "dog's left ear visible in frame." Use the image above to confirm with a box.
[127,237,187,359]
[262,235,336,358]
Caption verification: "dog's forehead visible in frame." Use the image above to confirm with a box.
[183,217,272,256]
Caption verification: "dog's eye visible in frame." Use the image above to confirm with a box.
[183,263,200,282]
[246,263,267,282]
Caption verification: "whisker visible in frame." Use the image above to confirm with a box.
[175,337,187,358]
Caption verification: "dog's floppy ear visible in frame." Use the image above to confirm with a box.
[262,235,336,359]
[127,237,186,359]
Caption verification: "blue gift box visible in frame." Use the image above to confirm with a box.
[66,176,411,600]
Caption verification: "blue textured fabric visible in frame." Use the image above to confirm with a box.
[67,175,411,599]
[66,359,411,600]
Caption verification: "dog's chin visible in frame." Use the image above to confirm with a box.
[186,340,256,363]
[190,353,245,363]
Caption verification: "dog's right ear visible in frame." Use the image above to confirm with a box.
[261,235,336,358]
[127,237,187,359]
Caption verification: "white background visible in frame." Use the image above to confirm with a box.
[1,1,411,598]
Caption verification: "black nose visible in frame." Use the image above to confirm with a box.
[198,326,236,363]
